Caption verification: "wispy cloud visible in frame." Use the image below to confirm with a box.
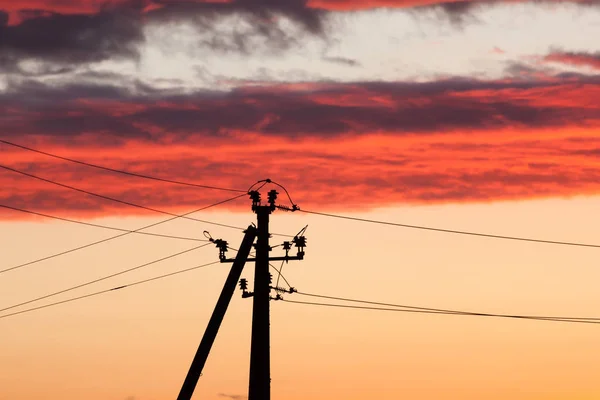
[543,50,600,71]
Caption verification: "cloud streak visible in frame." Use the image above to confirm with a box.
[2,76,600,137]
[1,74,600,218]
[544,51,600,71]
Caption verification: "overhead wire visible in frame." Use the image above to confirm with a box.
[0,260,221,320]
[283,291,600,324]
[0,204,208,242]
[3,243,213,313]
[1,166,293,239]
[274,260,286,289]
[0,164,246,231]
[0,139,246,193]
[269,179,297,209]
[0,193,246,274]
[294,292,600,321]
[227,241,295,289]
[299,209,600,249]
[0,243,211,313]
[282,300,600,325]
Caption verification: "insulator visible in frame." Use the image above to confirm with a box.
[239,278,248,291]
[213,239,229,259]
[267,189,278,205]
[268,273,273,284]
[282,241,292,251]
[249,190,261,204]
[214,239,228,250]
[293,236,306,249]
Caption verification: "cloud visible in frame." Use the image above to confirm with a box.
[3,125,600,218]
[0,6,144,73]
[322,56,361,66]
[2,74,600,217]
[0,0,326,74]
[1,0,598,73]
[3,75,600,138]
[218,394,247,400]
[543,51,600,71]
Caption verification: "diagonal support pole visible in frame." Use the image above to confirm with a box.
[177,225,257,400]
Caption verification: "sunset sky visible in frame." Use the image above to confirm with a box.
[1,1,600,399]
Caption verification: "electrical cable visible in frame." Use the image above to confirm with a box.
[0,164,246,231]
[247,179,297,211]
[248,180,269,193]
[275,260,285,289]
[0,193,245,274]
[281,299,600,325]
[0,243,211,313]
[295,292,600,322]
[1,166,293,239]
[0,260,221,320]
[269,180,297,209]
[0,204,207,242]
[0,139,246,193]
[300,209,600,249]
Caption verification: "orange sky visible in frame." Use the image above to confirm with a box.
[2,196,600,400]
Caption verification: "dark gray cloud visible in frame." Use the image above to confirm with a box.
[2,75,600,139]
[0,0,326,74]
[322,56,361,67]
[150,0,323,34]
[0,6,144,73]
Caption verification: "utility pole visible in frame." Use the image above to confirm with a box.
[248,193,274,400]
[246,188,305,400]
[176,184,306,400]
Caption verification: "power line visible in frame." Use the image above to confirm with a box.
[0,193,245,274]
[0,243,211,313]
[300,209,600,249]
[0,139,246,193]
[295,292,600,322]
[281,299,600,325]
[1,165,293,239]
[0,260,221,320]
[1,164,246,231]
[0,204,208,242]
[274,260,285,289]
[270,262,292,289]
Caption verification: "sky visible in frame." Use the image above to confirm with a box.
[1,0,600,399]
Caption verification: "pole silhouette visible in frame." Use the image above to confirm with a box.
[248,205,272,400]
[176,186,306,400]
[177,225,257,400]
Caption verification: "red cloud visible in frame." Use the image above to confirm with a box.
[0,0,597,24]
[2,127,600,221]
[544,51,600,71]
[2,76,600,219]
